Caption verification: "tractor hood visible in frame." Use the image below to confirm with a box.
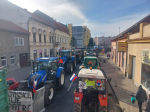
[28,70,47,88]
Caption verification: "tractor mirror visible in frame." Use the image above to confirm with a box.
[107,77,111,82]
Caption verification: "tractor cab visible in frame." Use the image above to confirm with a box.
[80,56,100,69]
[73,68,108,112]
[72,49,82,64]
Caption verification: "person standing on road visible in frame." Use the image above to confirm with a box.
[145,94,150,112]
[136,85,147,112]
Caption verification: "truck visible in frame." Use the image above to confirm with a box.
[17,57,65,105]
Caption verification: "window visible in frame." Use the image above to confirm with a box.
[7,80,14,86]
[62,38,63,43]
[65,38,66,43]
[60,37,61,42]
[49,36,51,43]
[44,49,47,57]
[33,33,36,42]
[52,36,53,43]
[44,35,46,43]
[39,34,41,42]
[55,36,56,42]
[1,56,7,66]
[14,37,24,46]
[11,55,15,64]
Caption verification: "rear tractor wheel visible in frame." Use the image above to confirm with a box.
[73,103,81,112]
[58,70,65,89]
[66,63,73,74]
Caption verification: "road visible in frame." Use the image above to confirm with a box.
[45,62,122,112]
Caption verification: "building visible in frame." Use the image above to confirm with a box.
[93,36,113,46]
[111,14,150,93]
[0,19,29,72]
[68,24,91,48]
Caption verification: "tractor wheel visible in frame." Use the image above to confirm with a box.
[73,59,76,70]
[44,83,55,105]
[73,103,81,112]
[58,70,65,89]
[99,104,107,112]
[66,63,73,74]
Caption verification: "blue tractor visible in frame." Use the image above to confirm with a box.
[17,57,65,105]
[59,50,76,74]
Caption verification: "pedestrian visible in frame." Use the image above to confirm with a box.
[136,85,147,112]
[145,94,150,112]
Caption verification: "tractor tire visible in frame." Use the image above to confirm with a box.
[99,104,107,112]
[44,83,55,105]
[73,59,76,70]
[73,103,81,112]
[58,70,65,89]
[66,63,73,74]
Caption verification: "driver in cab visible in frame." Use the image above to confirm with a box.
[85,78,96,88]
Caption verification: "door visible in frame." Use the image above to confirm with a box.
[132,56,136,80]
[20,53,28,68]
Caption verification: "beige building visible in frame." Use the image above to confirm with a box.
[111,14,150,93]
[54,21,70,56]
[29,15,54,60]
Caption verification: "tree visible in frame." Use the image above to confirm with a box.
[70,37,77,48]
[88,38,94,47]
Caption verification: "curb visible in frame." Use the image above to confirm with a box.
[99,60,123,112]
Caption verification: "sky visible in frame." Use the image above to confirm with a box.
[9,0,150,37]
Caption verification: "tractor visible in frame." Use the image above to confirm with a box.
[59,50,76,74]
[79,56,100,70]
[86,49,99,58]
[73,68,109,112]
[17,57,65,105]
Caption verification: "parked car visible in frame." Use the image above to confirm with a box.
[7,78,19,90]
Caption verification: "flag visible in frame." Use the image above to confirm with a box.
[33,80,37,93]
[70,73,77,81]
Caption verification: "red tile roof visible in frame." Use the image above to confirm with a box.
[54,21,69,34]
[0,19,29,34]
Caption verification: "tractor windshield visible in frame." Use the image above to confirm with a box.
[60,52,70,57]
[84,59,97,68]
[78,78,106,91]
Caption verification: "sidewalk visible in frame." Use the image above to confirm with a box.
[7,66,32,82]
[100,56,146,112]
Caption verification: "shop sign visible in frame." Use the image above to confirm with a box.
[142,50,150,65]
[118,42,127,51]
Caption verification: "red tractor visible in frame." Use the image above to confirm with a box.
[73,68,109,112]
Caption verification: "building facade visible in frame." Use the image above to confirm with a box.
[0,19,29,72]
[68,24,91,48]
[111,14,150,93]
[94,36,113,46]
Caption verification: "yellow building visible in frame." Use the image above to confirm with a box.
[29,14,54,60]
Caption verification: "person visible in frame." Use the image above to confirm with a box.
[145,94,150,112]
[85,78,95,88]
[136,85,147,112]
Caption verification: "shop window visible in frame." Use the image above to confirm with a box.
[33,33,36,42]
[39,53,42,57]
[44,49,47,57]
[39,34,41,42]
[11,55,15,64]
[1,56,7,66]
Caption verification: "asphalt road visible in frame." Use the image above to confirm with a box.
[45,63,80,112]
[45,62,122,112]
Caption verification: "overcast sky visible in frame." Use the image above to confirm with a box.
[9,0,150,37]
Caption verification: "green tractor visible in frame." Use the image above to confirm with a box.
[79,56,100,70]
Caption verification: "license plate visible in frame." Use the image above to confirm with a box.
[75,97,79,100]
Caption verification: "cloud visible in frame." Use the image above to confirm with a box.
[8,0,150,37]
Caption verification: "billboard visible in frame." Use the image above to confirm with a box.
[118,42,127,51]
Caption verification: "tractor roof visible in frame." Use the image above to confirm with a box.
[60,50,72,52]
[36,57,59,61]
[78,68,105,79]
[84,56,98,59]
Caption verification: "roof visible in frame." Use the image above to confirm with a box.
[33,10,55,28]
[54,21,69,34]
[112,14,150,41]
[84,56,98,59]
[78,68,105,79]
[60,50,72,52]
[0,19,29,34]
[36,57,59,61]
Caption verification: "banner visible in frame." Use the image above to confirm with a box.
[118,42,127,51]
[142,50,150,65]
[9,91,33,112]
